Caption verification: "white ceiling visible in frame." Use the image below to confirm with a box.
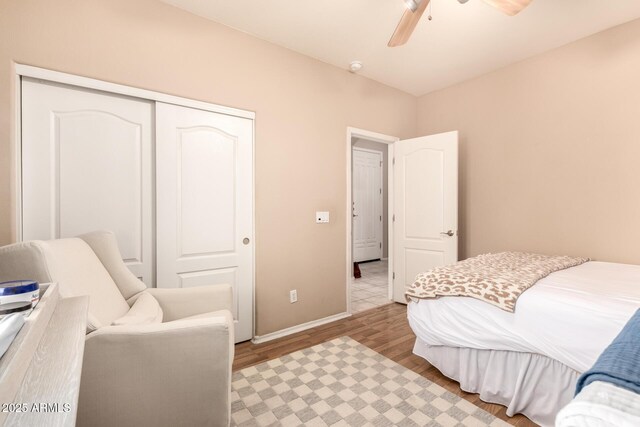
[161,0,640,96]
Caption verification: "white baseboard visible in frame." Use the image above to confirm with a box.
[251,312,351,344]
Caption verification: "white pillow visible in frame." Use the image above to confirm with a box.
[111,292,163,326]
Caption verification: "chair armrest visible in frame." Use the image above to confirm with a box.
[79,317,232,427]
[147,284,233,321]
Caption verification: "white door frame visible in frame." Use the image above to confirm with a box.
[346,127,398,315]
[352,147,384,262]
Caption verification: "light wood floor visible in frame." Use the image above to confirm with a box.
[234,303,538,427]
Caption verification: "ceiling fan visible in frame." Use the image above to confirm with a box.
[388,0,533,47]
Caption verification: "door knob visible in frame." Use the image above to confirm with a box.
[243,238,250,245]
[440,230,454,237]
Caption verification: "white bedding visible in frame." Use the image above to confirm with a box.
[556,381,640,427]
[407,261,640,373]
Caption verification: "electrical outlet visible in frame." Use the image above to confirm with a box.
[289,289,298,303]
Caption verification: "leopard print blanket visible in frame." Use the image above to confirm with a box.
[406,252,589,312]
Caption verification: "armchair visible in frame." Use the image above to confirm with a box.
[0,231,234,427]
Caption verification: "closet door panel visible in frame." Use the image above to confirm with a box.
[57,111,142,263]
[177,127,236,257]
[156,103,253,342]
[21,78,154,284]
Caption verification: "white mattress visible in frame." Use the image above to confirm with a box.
[407,261,640,373]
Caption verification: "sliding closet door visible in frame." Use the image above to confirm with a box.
[156,103,254,342]
[21,78,155,285]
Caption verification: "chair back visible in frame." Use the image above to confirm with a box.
[0,237,131,329]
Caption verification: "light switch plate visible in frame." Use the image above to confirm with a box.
[316,211,330,223]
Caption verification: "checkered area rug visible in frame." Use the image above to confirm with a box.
[231,337,510,426]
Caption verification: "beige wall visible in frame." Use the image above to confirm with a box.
[0,0,416,335]
[417,18,640,264]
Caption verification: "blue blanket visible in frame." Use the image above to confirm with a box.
[576,309,640,396]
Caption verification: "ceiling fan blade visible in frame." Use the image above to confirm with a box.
[483,0,532,16]
[388,0,431,47]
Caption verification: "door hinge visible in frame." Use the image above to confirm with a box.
[379,242,382,249]
[380,215,382,221]
[392,214,395,222]
[393,272,396,280]
[379,188,382,195]
[380,161,383,167]
[392,157,395,165]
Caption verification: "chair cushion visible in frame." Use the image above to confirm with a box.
[112,292,163,326]
[43,239,130,326]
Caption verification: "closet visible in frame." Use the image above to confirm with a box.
[20,73,254,342]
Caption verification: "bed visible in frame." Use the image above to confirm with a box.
[407,259,640,426]
[557,308,640,426]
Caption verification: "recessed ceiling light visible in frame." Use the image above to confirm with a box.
[349,61,363,73]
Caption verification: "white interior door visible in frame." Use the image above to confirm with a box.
[21,78,154,285]
[353,149,383,263]
[393,131,458,302]
[156,103,254,342]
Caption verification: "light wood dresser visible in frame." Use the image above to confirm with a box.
[0,284,88,427]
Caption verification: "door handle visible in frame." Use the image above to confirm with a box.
[440,230,454,237]
[352,214,358,217]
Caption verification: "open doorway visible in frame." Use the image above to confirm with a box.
[347,128,397,314]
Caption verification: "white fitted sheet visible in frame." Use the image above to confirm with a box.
[556,381,640,427]
[407,261,640,373]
